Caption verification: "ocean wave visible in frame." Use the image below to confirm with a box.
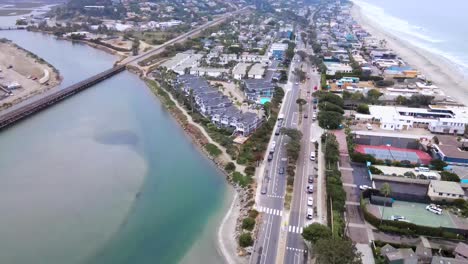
[352,0,468,77]
[351,0,444,44]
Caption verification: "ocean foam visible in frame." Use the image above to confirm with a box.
[352,0,468,77]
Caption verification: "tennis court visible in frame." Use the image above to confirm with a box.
[355,145,432,165]
[376,200,456,228]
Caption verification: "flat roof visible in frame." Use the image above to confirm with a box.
[430,180,464,195]
[353,130,429,140]
[437,135,468,160]
[232,62,251,75]
[248,63,265,76]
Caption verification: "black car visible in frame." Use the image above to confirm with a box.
[268,153,273,161]
[308,175,314,183]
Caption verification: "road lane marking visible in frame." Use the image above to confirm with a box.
[258,206,283,216]
[267,194,285,199]
[287,225,304,234]
[286,247,306,253]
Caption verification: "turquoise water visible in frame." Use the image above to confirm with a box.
[0,30,228,264]
[352,0,468,76]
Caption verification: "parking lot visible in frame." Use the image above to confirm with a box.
[370,200,456,228]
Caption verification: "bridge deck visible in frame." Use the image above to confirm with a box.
[0,65,125,130]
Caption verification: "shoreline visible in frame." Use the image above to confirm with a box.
[141,76,249,264]
[0,38,62,111]
[351,3,468,105]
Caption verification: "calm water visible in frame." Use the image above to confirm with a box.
[352,0,468,77]
[0,30,228,264]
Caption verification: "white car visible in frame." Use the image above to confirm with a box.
[307,197,313,206]
[426,204,442,215]
[359,185,371,190]
[295,82,299,85]
[390,215,409,222]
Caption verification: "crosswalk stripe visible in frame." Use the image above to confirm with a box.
[288,226,292,232]
[280,210,283,216]
[299,227,303,233]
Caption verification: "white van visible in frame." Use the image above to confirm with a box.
[426,204,442,215]
[366,123,372,130]
[306,208,313,219]
[310,152,316,161]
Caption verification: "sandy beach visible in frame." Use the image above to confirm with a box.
[351,4,468,106]
[0,39,61,110]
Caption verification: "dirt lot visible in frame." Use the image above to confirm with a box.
[0,40,60,110]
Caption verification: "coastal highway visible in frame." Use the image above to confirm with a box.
[283,54,323,264]
[250,50,304,264]
[121,7,251,66]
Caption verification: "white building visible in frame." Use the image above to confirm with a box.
[358,105,468,134]
[248,63,265,79]
[189,67,228,78]
[427,180,465,202]
[239,54,269,64]
[160,51,203,75]
[232,63,250,80]
[324,62,352,75]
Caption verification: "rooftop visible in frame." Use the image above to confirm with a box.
[455,242,468,258]
[436,135,468,160]
[248,63,266,76]
[429,180,464,196]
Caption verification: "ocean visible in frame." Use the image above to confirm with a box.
[352,0,468,77]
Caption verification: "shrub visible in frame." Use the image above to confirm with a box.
[369,166,383,175]
[232,172,252,188]
[440,171,460,182]
[430,159,447,171]
[224,162,236,172]
[356,104,370,114]
[204,143,222,157]
[248,209,259,218]
[244,165,256,176]
[242,217,256,231]
[239,232,253,247]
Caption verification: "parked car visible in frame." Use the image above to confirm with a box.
[268,153,273,161]
[359,185,372,190]
[279,167,285,174]
[307,197,313,206]
[306,208,313,219]
[426,204,442,215]
[306,184,314,193]
[308,175,314,183]
[390,215,408,222]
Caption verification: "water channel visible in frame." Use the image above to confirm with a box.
[0,30,230,264]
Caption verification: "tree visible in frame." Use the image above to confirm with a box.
[296,98,307,112]
[294,68,307,82]
[318,111,343,129]
[430,159,447,171]
[239,232,253,247]
[315,239,362,264]
[315,92,344,108]
[302,223,331,243]
[319,102,344,114]
[242,217,255,231]
[356,104,370,114]
[350,92,365,101]
[440,171,460,182]
[396,95,407,105]
[224,162,236,172]
[367,89,382,103]
[380,183,392,223]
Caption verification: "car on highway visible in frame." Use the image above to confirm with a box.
[279,167,285,174]
[304,112,308,118]
[268,153,273,161]
[306,208,313,219]
[275,129,280,136]
[310,152,316,161]
[307,197,313,206]
[359,185,372,190]
[308,175,314,183]
[306,184,314,193]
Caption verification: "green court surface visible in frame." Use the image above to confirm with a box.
[377,200,456,228]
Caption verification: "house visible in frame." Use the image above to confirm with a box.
[269,43,288,60]
[415,242,433,264]
[248,63,265,79]
[427,180,465,202]
[239,54,269,64]
[243,79,276,101]
[211,106,262,136]
[432,135,468,165]
[324,62,353,75]
[189,67,228,78]
[232,63,251,80]
[454,242,468,260]
[381,246,418,264]
[431,257,468,264]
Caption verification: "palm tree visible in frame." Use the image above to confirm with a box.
[380,183,392,223]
